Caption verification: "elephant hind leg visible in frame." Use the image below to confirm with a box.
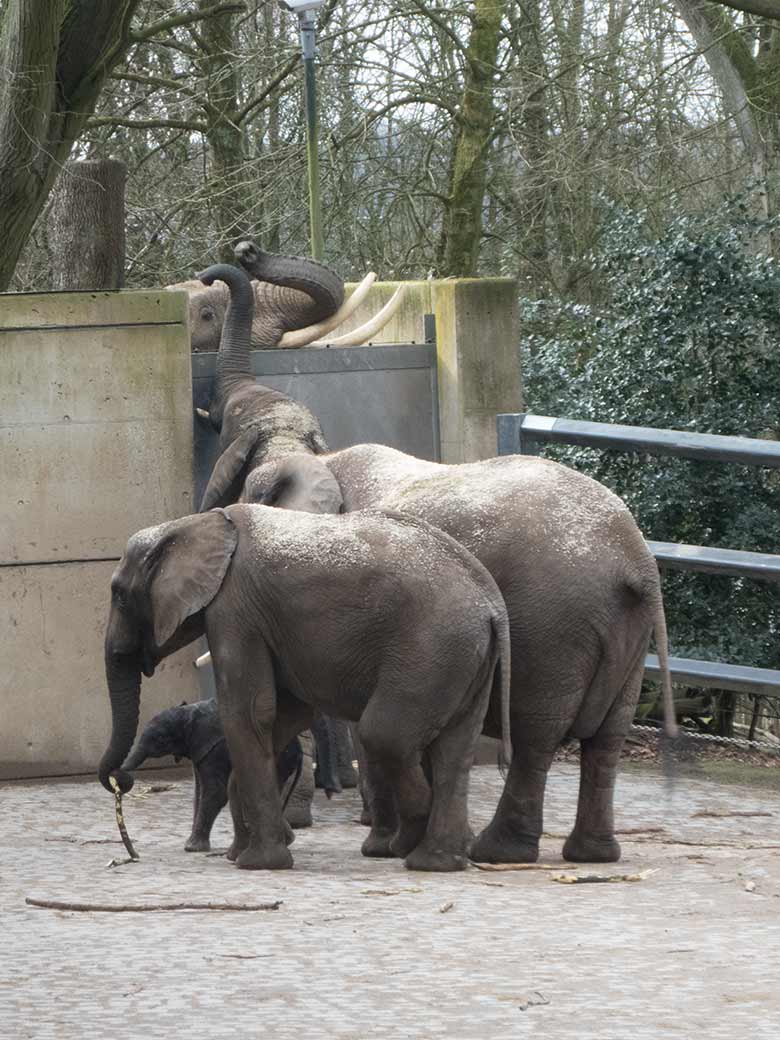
[562,664,644,863]
[469,738,560,864]
[404,676,490,873]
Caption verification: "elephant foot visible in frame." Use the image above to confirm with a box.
[361,828,397,858]
[405,842,468,873]
[283,819,296,846]
[236,841,294,871]
[226,842,241,862]
[359,806,372,827]
[184,835,211,853]
[562,831,621,863]
[284,804,313,829]
[469,821,539,864]
[389,816,429,859]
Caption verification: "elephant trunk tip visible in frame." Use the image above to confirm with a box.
[197,268,218,287]
[234,240,263,267]
[98,765,135,795]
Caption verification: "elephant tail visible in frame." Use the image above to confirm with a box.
[491,608,513,769]
[651,586,678,740]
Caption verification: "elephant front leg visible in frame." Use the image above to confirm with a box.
[350,723,372,826]
[226,773,251,861]
[360,756,431,859]
[359,756,401,857]
[358,693,431,859]
[185,756,228,852]
[214,641,293,871]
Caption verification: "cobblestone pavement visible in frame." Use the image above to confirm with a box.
[2,763,779,1039]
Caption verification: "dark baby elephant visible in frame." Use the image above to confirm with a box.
[122,699,302,852]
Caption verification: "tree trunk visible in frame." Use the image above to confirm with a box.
[198,0,246,263]
[676,1,780,251]
[440,0,506,277]
[48,159,127,289]
[0,0,138,290]
[516,0,551,290]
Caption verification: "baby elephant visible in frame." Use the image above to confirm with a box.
[122,699,302,852]
[99,505,511,872]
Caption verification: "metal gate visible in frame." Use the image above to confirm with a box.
[191,320,439,505]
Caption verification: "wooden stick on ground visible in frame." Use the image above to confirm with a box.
[25,898,283,913]
[109,776,139,862]
[471,862,563,872]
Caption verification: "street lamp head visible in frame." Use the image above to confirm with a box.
[277,0,326,14]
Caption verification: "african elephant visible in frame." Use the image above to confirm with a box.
[166,247,345,352]
[121,699,303,851]
[98,505,512,872]
[192,252,677,866]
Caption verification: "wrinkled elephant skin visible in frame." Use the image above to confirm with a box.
[99,506,512,872]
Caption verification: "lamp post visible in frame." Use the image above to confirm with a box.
[278,0,326,261]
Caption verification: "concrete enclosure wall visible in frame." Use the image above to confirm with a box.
[0,291,200,778]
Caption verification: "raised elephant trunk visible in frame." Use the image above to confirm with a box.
[234,242,344,318]
[98,662,142,793]
[198,263,256,428]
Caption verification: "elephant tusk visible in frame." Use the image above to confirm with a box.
[195,407,210,421]
[195,651,212,669]
[278,272,376,348]
[311,285,407,347]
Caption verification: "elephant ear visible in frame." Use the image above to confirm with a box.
[147,511,238,648]
[199,428,263,512]
[242,455,343,514]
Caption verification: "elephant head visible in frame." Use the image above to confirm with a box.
[122,703,194,772]
[98,511,237,793]
[166,248,346,353]
[239,455,344,514]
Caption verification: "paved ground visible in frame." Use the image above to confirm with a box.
[2,763,779,1039]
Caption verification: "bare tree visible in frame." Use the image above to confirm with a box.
[676,0,780,247]
[0,1,136,289]
[0,0,247,289]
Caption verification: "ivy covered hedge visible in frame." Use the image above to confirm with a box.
[520,199,780,693]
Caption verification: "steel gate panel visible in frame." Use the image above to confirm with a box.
[191,341,440,507]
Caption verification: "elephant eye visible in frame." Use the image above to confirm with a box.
[200,308,215,321]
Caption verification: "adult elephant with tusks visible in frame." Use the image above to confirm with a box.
[190,246,678,866]
[166,241,402,353]
[165,247,345,353]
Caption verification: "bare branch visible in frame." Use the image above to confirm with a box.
[711,0,780,21]
[131,2,246,44]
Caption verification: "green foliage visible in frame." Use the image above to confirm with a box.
[521,198,780,671]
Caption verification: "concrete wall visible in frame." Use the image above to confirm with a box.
[0,290,200,778]
[337,278,522,462]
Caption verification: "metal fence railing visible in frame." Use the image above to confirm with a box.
[497,413,780,748]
